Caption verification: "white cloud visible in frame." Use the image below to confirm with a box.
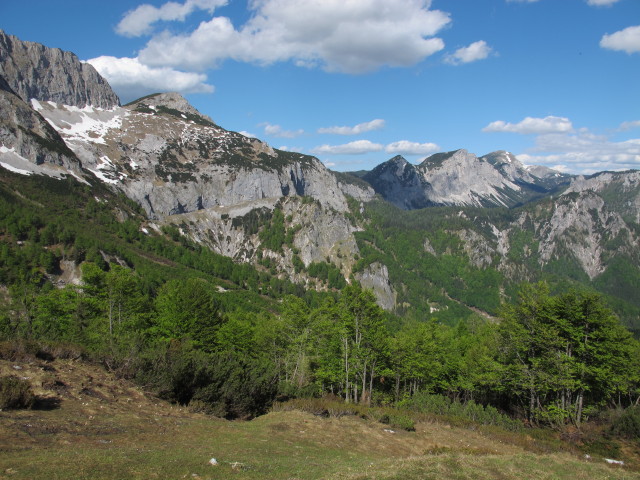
[600,25,640,54]
[116,0,228,37]
[311,140,384,155]
[444,41,493,65]
[136,0,450,73]
[587,0,620,6]
[482,116,574,135]
[385,140,439,155]
[86,56,214,103]
[311,139,439,156]
[239,131,257,138]
[620,120,640,131]
[260,123,304,138]
[508,0,620,6]
[518,132,640,174]
[318,119,385,135]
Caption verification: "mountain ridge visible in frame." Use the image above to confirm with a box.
[1,31,639,325]
[359,149,573,210]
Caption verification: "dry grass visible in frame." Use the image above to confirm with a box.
[0,357,639,480]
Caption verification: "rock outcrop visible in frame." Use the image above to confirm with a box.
[0,30,119,109]
[0,73,84,177]
[359,149,572,209]
[33,93,363,218]
[355,262,397,311]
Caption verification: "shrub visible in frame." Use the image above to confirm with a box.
[0,375,34,410]
[379,412,416,431]
[399,392,522,431]
[610,406,640,440]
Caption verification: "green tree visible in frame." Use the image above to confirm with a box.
[153,278,225,351]
[497,283,638,426]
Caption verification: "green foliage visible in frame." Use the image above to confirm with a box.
[610,406,640,440]
[153,278,224,351]
[307,261,347,289]
[0,375,34,409]
[399,392,522,431]
[497,283,637,427]
[259,207,285,252]
[378,412,416,431]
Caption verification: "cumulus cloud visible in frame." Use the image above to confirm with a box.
[518,134,640,174]
[311,139,439,156]
[260,123,304,138]
[444,41,493,65]
[311,140,384,155]
[86,56,214,102]
[318,119,385,135]
[116,0,228,37]
[600,25,640,54]
[385,140,439,155]
[136,0,450,73]
[482,116,574,135]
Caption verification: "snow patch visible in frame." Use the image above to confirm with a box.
[30,99,43,111]
[35,101,128,146]
[0,146,34,176]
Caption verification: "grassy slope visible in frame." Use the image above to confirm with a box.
[1,356,639,480]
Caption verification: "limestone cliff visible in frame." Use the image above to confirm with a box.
[357,149,572,209]
[0,74,83,177]
[0,30,119,109]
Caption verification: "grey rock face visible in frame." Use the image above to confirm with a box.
[33,93,365,218]
[359,149,572,209]
[565,171,640,224]
[355,262,397,311]
[169,195,362,286]
[0,30,120,109]
[0,73,83,176]
[134,92,215,124]
[537,192,629,279]
[363,155,431,209]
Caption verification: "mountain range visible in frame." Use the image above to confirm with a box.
[1,30,639,330]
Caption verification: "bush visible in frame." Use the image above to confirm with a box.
[379,412,416,431]
[399,392,522,431]
[610,406,640,440]
[0,375,34,410]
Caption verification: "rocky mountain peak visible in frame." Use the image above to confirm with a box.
[127,92,215,125]
[482,150,519,167]
[0,30,120,109]
[421,149,473,169]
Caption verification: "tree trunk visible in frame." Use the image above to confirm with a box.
[576,390,584,427]
[360,361,367,404]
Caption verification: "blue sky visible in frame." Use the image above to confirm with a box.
[1,0,639,174]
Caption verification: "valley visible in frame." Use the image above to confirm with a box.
[1,28,640,479]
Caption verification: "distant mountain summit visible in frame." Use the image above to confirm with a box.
[360,149,572,209]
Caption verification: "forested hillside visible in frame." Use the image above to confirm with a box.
[351,196,640,333]
[1,168,639,429]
